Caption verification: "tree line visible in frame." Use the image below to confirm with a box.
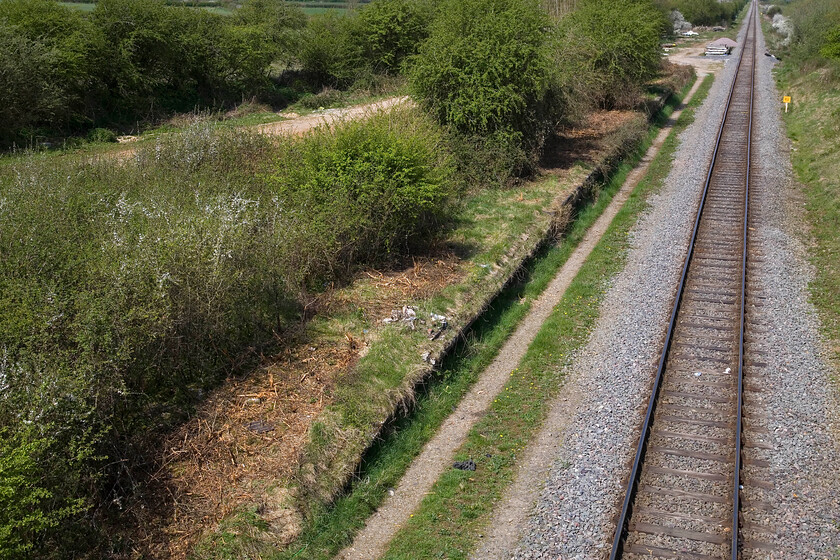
[0,0,305,147]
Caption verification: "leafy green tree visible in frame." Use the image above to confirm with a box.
[92,0,284,114]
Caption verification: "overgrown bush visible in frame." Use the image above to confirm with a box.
[297,87,346,110]
[296,0,434,88]
[0,129,283,556]
[269,106,456,287]
[556,0,666,110]
[296,13,364,87]
[356,0,434,74]
[0,109,455,555]
[822,25,840,60]
[0,0,306,147]
[410,0,557,182]
[785,0,840,63]
[87,128,118,143]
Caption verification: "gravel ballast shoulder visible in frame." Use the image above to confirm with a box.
[484,13,840,560]
[738,24,840,559]
[504,40,742,556]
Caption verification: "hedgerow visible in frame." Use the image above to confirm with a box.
[0,0,306,147]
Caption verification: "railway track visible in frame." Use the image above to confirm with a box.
[609,3,776,558]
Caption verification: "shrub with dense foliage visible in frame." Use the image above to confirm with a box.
[822,25,840,60]
[296,0,434,87]
[409,0,557,182]
[269,109,455,286]
[411,0,552,141]
[0,107,453,556]
[556,0,665,110]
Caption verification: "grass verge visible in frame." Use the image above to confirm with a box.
[774,62,840,367]
[379,73,714,559]
[233,74,708,560]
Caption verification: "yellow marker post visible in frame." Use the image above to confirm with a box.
[783,95,791,112]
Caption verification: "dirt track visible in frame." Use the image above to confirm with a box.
[255,96,411,136]
[105,96,410,163]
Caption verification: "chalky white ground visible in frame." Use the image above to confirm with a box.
[476,15,840,560]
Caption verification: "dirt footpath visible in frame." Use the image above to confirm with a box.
[337,75,708,560]
[105,96,410,163]
[255,96,411,136]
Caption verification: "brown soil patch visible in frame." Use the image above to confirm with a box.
[667,40,726,77]
[540,110,637,173]
[255,97,411,138]
[118,254,464,559]
[333,253,466,327]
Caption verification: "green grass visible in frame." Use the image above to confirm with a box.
[264,175,586,560]
[380,73,714,559]
[58,1,95,12]
[203,75,709,560]
[775,60,840,366]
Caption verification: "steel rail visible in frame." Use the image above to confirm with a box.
[608,3,757,558]
[732,3,756,558]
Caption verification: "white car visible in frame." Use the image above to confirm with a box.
[682,30,699,36]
